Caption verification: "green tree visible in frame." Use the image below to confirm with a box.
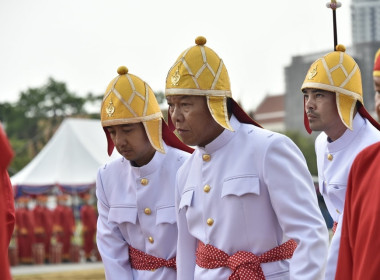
[154,91,166,105]
[285,131,317,176]
[0,78,91,174]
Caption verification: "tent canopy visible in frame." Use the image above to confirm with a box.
[11,118,120,195]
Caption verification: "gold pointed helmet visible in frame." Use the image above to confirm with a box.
[101,66,164,155]
[301,45,363,131]
[165,36,234,131]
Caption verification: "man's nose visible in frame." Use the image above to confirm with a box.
[114,131,125,146]
[171,106,183,123]
[305,97,315,110]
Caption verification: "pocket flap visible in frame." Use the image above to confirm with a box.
[179,188,194,211]
[156,206,176,225]
[108,206,137,224]
[222,176,260,198]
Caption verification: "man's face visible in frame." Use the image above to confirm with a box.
[374,76,380,93]
[106,123,155,166]
[303,88,345,138]
[373,76,380,120]
[166,95,224,147]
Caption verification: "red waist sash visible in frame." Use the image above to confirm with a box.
[196,239,297,280]
[332,221,338,234]
[128,246,176,271]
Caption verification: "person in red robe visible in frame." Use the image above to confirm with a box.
[15,196,35,264]
[80,193,97,261]
[0,123,15,280]
[33,194,53,263]
[335,141,380,279]
[52,194,75,262]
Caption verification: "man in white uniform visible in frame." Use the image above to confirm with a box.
[165,36,329,280]
[96,66,192,279]
[301,45,380,280]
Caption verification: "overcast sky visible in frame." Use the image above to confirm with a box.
[0,0,352,112]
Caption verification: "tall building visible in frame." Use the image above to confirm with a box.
[351,0,380,44]
[284,0,380,136]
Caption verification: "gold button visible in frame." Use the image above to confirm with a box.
[327,154,333,161]
[148,236,154,243]
[203,185,211,193]
[144,208,151,215]
[202,154,211,162]
[140,178,149,185]
[336,209,341,214]
[207,218,214,226]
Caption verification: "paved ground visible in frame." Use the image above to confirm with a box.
[11,262,105,280]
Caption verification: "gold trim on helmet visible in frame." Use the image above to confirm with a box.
[301,45,363,130]
[101,66,165,154]
[165,36,234,131]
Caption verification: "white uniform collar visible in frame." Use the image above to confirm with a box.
[326,113,365,151]
[199,114,240,154]
[129,142,167,177]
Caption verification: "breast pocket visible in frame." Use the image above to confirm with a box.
[156,205,176,225]
[108,206,137,225]
[221,175,260,198]
[178,188,194,212]
[326,183,346,212]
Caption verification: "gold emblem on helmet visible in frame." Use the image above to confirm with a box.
[171,67,180,86]
[106,100,115,117]
[308,65,318,80]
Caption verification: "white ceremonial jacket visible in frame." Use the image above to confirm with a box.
[96,144,189,280]
[175,115,329,280]
[315,114,380,280]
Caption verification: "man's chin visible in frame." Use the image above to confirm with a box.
[308,125,321,132]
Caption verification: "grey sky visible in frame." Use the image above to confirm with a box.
[0,0,352,112]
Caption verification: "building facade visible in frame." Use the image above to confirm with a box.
[351,0,380,44]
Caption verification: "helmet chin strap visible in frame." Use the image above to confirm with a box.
[303,99,312,134]
[358,105,380,131]
[103,128,114,156]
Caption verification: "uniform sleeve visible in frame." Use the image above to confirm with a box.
[324,211,343,279]
[263,135,329,280]
[336,144,380,279]
[96,169,133,280]
[175,169,197,280]
[335,189,353,279]
[0,125,14,280]
[2,171,15,244]
[0,126,15,246]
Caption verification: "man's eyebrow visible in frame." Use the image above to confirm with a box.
[302,89,320,94]
[120,124,134,128]
[167,96,192,102]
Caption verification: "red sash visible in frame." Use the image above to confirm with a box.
[332,221,338,234]
[196,239,297,280]
[128,246,176,271]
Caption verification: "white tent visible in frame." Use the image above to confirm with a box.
[11,118,120,195]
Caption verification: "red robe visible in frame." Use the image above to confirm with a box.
[336,142,380,279]
[33,205,53,259]
[80,204,97,258]
[0,126,14,280]
[53,204,75,260]
[15,206,35,264]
